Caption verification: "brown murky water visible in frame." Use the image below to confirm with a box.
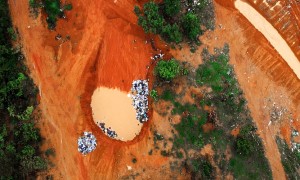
[91,87,142,141]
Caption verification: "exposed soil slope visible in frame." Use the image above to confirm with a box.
[9,0,300,179]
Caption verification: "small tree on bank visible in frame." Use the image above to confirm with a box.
[155,59,180,81]
[163,0,181,17]
[182,12,201,41]
[135,2,164,34]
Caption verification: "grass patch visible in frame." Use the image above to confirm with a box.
[153,44,272,179]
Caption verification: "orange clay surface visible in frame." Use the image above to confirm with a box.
[9,0,300,179]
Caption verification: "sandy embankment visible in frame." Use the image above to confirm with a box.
[91,87,141,141]
[235,0,300,79]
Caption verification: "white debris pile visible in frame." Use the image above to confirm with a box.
[96,122,118,139]
[292,129,299,137]
[131,80,149,123]
[268,102,288,122]
[78,132,97,155]
[291,142,300,153]
[150,53,164,60]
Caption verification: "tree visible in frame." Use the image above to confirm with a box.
[236,137,254,156]
[182,12,201,41]
[150,89,158,101]
[155,58,180,80]
[163,0,181,17]
[161,23,182,43]
[136,1,164,34]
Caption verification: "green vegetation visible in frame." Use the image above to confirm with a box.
[152,44,272,179]
[276,137,300,179]
[134,0,215,46]
[155,58,181,81]
[0,0,49,178]
[136,2,164,34]
[161,24,182,44]
[132,158,137,163]
[162,0,181,17]
[188,158,213,179]
[29,0,72,29]
[182,12,201,41]
[150,89,158,101]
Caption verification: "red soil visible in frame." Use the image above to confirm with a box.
[9,0,300,179]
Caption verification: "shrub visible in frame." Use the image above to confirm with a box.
[182,12,201,41]
[236,137,254,156]
[155,58,180,80]
[161,23,182,43]
[64,4,72,11]
[136,2,164,34]
[163,0,181,17]
[150,89,158,101]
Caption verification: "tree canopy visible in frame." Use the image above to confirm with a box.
[163,0,181,17]
[155,58,181,80]
[135,2,164,34]
[0,0,49,178]
[182,12,201,41]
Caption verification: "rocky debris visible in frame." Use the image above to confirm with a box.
[78,132,97,155]
[292,129,299,137]
[96,122,118,139]
[291,142,300,152]
[270,104,288,122]
[131,80,149,123]
[150,53,164,60]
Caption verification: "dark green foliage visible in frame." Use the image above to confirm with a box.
[161,90,176,102]
[0,1,48,178]
[161,24,182,44]
[134,0,214,46]
[174,114,205,149]
[160,150,170,157]
[196,45,246,129]
[276,137,300,179]
[135,2,164,34]
[196,45,272,179]
[45,148,56,157]
[155,58,180,81]
[64,4,72,11]
[29,0,72,29]
[158,44,272,179]
[182,12,201,41]
[188,158,214,179]
[235,125,257,156]
[163,0,181,17]
[176,151,183,158]
[150,89,158,101]
[132,158,137,163]
[44,0,62,29]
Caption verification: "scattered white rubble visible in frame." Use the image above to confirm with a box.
[78,131,97,155]
[131,80,149,123]
[292,129,299,137]
[96,122,118,138]
[127,165,132,171]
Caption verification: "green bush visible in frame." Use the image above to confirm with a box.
[163,0,181,17]
[64,4,72,11]
[236,137,254,156]
[182,12,201,41]
[161,23,182,43]
[135,2,164,34]
[155,58,180,80]
[150,89,158,101]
